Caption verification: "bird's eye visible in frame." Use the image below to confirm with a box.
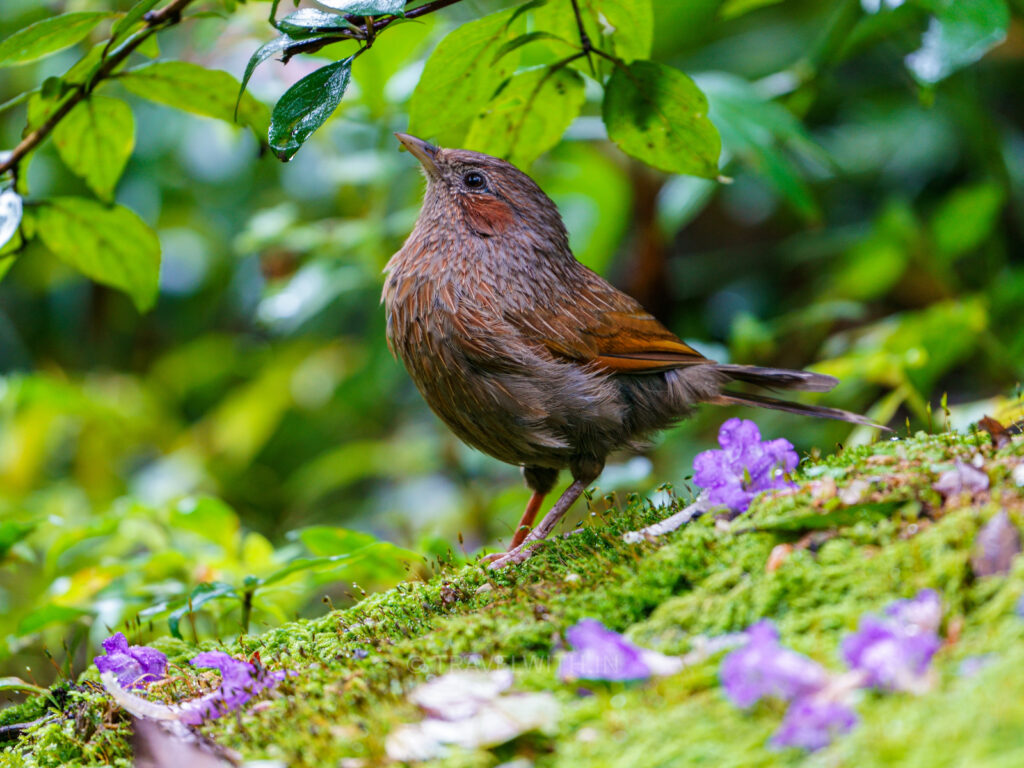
[463,171,486,190]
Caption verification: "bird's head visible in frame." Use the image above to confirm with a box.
[395,133,568,247]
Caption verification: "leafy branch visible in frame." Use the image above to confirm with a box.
[0,0,196,181]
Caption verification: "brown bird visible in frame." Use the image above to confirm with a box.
[384,134,880,569]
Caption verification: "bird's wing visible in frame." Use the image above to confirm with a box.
[511,267,709,374]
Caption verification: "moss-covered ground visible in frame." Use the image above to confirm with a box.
[2,430,1024,767]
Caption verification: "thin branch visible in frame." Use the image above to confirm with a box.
[0,0,197,179]
[568,0,596,75]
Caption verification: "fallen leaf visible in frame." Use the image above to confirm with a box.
[970,511,1021,578]
[766,544,793,572]
[977,416,1010,449]
[933,460,989,497]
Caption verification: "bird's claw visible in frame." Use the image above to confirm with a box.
[485,543,538,570]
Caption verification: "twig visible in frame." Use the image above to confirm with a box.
[0,0,197,179]
[568,0,596,76]
[622,493,712,543]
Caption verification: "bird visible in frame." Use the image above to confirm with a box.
[383,133,882,569]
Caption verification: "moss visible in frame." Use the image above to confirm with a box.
[3,431,1023,767]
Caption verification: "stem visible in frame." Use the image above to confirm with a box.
[0,0,197,179]
[568,0,596,75]
[241,589,254,635]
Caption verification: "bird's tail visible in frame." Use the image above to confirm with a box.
[712,364,889,430]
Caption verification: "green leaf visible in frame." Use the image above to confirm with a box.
[109,0,161,49]
[535,0,653,66]
[315,0,406,14]
[0,189,23,251]
[119,61,270,137]
[697,72,825,222]
[167,582,238,639]
[409,6,528,147]
[172,496,241,549]
[52,96,135,201]
[275,9,360,36]
[931,181,1005,261]
[0,520,35,561]
[298,525,381,556]
[465,66,584,168]
[237,35,307,115]
[602,60,721,178]
[36,198,161,312]
[905,0,1009,84]
[269,58,352,161]
[491,31,569,64]
[18,604,89,636]
[0,12,114,68]
[720,0,784,17]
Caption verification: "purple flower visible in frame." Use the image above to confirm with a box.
[180,651,290,724]
[558,619,681,682]
[842,591,942,692]
[884,589,942,634]
[771,697,858,751]
[720,621,828,707]
[94,633,167,689]
[693,418,799,513]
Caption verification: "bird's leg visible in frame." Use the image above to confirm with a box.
[488,458,602,570]
[509,491,546,549]
[507,466,558,550]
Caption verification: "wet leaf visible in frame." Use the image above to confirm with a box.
[315,0,406,14]
[275,8,360,36]
[602,60,721,179]
[269,58,352,161]
[0,188,23,250]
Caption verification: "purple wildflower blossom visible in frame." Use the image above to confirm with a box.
[179,651,290,725]
[558,619,680,682]
[720,621,828,707]
[693,419,799,513]
[884,589,942,634]
[94,632,167,689]
[842,591,942,692]
[771,697,858,751]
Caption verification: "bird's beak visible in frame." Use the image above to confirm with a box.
[395,133,440,179]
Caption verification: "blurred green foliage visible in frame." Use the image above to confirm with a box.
[0,0,1022,695]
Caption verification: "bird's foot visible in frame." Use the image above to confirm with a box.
[485,542,538,570]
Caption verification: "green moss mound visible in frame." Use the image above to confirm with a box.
[3,431,1023,767]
